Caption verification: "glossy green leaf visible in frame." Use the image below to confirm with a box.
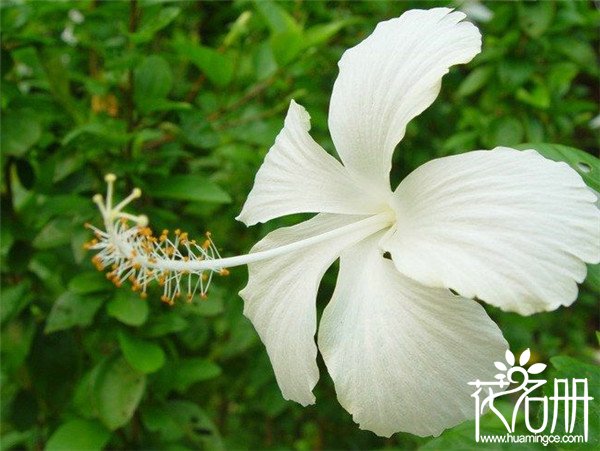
[46,419,111,451]
[32,218,74,249]
[490,117,524,147]
[106,290,149,326]
[45,291,104,333]
[555,38,598,74]
[157,358,221,393]
[547,356,599,448]
[142,401,223,448]
[254,0,301,34]
[1,280,32,325]
[134,55,173,113]
[68,271,111,295]
[117,330,165,374]
[94,356,146,431]
[303,19,353,48]
[457,66,493,97]
[271,29,304,66]
[142,312,188,338]
[148,175,231,204]
[519,1,555,38]
[516,82,551,109]
[132,7,180,43]
[175,44,234,87]
[585,264,600,293]
[1,109,42,156]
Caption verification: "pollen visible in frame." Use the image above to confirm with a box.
[84,174,228,307]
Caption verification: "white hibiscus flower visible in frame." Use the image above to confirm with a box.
[235,8,599,437]
[87,8,599,438]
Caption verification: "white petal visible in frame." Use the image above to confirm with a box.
[240,213,388,406]
[318,233,507,437]
[237,100,385,226]
[519,349,531,366]
[328,8,481,193]
[382,148,600,315]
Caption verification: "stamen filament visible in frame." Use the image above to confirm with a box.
[155,213,392,272]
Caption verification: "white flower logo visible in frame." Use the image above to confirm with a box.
[87,8,600,438]
[493,349,547,389]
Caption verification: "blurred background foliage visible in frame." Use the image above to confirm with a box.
[1,0,599,449]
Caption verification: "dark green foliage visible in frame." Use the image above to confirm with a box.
[1,1,598,449]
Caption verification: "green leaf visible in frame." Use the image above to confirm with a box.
[516,82,551,109]
[62,121,130,146]
[157,358,221,393]
[515,143,600,191]
[93,356,146,431]
[134,55,173,114]
[303,19,353,48]
[489,117,524,147]
[132,7,181,44]
[548,356,599,448]
[175,44,234,87]
[555,38,598,74]
[270,29,304,66]
[585,264,600,293]
[457,66,493,97]
[548,63,579,97]
[1,318,36,372]
[148,174,231,204]
[32,218,74,250]
[117,330,165,374]
[68,271,111,295]
[1,109,42,156]
[106,290,149,327]
[142,401,223,449]
[1,280,32,325]
[45,292,104,333]
[497,60,534,89]
[143,312,188,338]
[519,1,555,38]
[180,110,219,148]
[254,0,301,34]
[46,419,111,451]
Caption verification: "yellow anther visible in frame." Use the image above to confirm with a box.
[219,268,230,276]
[104,173,117,183]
